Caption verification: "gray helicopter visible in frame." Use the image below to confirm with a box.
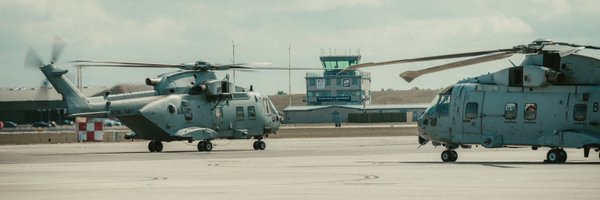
[25,38,285,153]
[346,39,600,163]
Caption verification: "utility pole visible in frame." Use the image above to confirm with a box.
[288,44,292,107]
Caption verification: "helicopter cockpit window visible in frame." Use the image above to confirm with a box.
[524,103,537,120]
[574,104,587,122]
[236,106,244,120]
[436,95,451,115]
[263,99,272,115]
[465,102,478,119]
[504,103,517,120]
[248,106,256,119]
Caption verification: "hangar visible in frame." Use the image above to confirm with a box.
[284,103,427,124]
[0,84,150,124]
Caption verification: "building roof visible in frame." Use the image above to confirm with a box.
[283,103,429,112]
[0,86,109,102]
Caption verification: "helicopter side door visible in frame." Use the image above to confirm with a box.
[461,91,484,144]
[591,88,600,130]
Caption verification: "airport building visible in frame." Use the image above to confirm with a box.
[283,53,427,124]
[305,55,371,106]
[0,86,108,124]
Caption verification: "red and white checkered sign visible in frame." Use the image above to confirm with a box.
[78,121,103,141]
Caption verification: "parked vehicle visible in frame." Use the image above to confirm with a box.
[32,121,51,128]
[59,120,74,125]
[103,119,122,127]
[3,121,17,128]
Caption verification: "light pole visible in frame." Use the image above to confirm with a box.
[288,44,292,107]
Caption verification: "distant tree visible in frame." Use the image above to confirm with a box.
[386,88,394,91]
[276,90,287,95]
[411,87,420,90]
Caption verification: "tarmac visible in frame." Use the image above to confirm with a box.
[1,136,599,200]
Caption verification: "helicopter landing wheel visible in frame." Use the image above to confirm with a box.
[148,140,163,152]
[546,148,567,163]
[198,140,213,152]
[441,150,458,162]
[253,141,266,150]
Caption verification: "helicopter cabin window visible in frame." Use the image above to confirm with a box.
[236,106,244,120]
[181,100,193,121]
[465,102,478,120]
[524,103,537,120]
[504,103,517,120]
[436,95,451,115]
[574,104,587,122]
[248,106,256,119]
[214,106,223,119]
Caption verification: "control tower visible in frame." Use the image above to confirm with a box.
[305,54,371,106]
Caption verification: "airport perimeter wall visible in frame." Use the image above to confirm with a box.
[0,130,131,145]
[0,125,418,145]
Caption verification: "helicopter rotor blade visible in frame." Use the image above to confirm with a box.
[346,48,515,71]
[399,52,515,82]
[247,67,323,70]
[558,46,585,57]
[25,47,44,68]
[554,42,600,50]
[226,62,271,66]
[76,64,179,68]
[51,36,65,64]
[211,65,253,70]
[72,60,179,68]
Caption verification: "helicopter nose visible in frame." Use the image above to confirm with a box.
[139,96,182,124]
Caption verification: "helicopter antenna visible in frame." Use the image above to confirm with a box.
[509,60,517,67]
[232,40,236,86]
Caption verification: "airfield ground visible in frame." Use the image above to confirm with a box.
[1,135,599,200]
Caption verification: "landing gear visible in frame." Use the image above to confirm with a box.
[441,149,458,162]
[148,140,163,152]
[197,140,213,152]
[253,140,266,150]
[546,148,567,163]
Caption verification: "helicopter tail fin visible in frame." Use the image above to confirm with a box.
[40,64,93,114]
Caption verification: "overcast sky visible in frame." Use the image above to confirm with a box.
[1,0,599,95]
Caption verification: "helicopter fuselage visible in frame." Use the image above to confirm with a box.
[112,91,281,142]
[419,83,600,149]
[40,63,280,152]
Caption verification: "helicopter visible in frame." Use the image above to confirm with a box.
[25,38,295,153]
[345,39,600,163]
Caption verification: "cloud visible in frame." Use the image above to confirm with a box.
[1,0,599,94]
[289,0,384,11]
